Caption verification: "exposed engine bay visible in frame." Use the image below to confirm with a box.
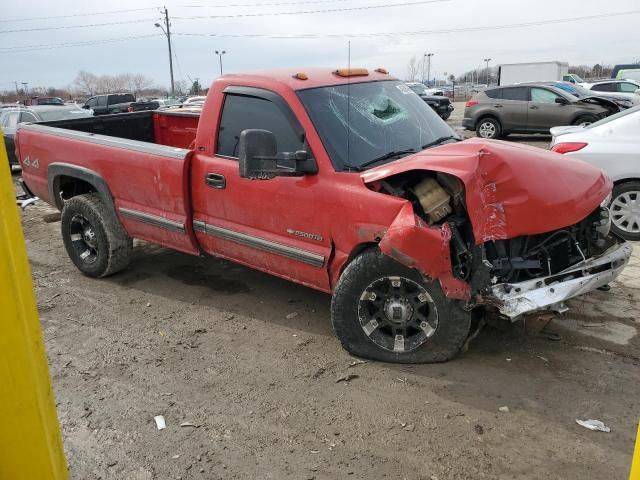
[371,170,617,298]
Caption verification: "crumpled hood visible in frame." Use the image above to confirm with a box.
[361,138,611,243]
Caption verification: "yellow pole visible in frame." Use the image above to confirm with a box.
[0,129,67,479]
[631,421,640,480]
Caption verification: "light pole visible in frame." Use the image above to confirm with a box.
[484,58,491,85]
[215,50,226,76]
[155,7,175,97]
[425,53,434,86]
[21,82,28,96]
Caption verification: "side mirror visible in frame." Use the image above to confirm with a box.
[238,129,317,180]
[555,97,569,105]
[82,104,90,109]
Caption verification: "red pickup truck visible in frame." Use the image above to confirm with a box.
[16,68,632,363]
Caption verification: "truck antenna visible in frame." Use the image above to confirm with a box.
[346,40,351,167]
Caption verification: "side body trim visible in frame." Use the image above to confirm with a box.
[119,208,186,233]
[18,122,191,159]
[193,220,324,268]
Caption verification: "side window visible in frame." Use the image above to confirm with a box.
[619,82,639,93]
[4,112,19,129]
[216,94,305,159]
[86,97,97,107]
[97,96,108,107]
[591,83,615,92]
[19,112,38,123]
[530,88,561,103]
[484,88,502,99]
[501,87,528,101]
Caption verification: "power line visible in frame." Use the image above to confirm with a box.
[172,0,449,19]
[172,9,640,37]
[0,18,157,34]
[180,0,351,7]
[0,34,163,53]
[0,7,160,23]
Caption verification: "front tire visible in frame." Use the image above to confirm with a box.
[331,249,471,363]
[610,181,640,241]
[61,193,132,277]
[476,117,501,139]
[572,115,596,127]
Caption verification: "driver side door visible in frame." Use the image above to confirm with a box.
[191,87,332,291]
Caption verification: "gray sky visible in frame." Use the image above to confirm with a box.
[1,0,639,92]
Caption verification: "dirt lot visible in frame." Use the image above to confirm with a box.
[15,116,640,480]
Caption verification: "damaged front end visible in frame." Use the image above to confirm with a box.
[362,139,633,319]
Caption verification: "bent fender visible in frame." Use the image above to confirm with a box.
[378,203,470,300]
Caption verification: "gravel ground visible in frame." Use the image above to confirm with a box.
[13,113,640,479]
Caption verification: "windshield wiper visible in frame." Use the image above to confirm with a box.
[354,149,417,171]
[421,135,461,150]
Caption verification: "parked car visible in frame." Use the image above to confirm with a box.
[463,84,618,139]
[183,96,207,105]
[27,96,65,106]
[582,80,640,102]
[1,104,93,168]
[83,93,136,115]
[406,82,454,120]
[127,100,161,112]
[16,67,631,363]
[550,105,640,240]
[547,82,639,109]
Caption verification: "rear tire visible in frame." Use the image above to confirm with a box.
[572,115,597,127]
[440,111,451,121]
[331,249,472,363]
[610,181,640,241]
[476,117,501,139]
[61,193,132,277]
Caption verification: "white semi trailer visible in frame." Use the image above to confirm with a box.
[498,61,582,86]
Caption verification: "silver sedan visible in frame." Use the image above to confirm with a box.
[550,105,640,240]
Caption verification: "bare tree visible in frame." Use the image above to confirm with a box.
[174,80,188,96]
[74,71,98,96]
[407,56,420,82]
[131,74,154,94]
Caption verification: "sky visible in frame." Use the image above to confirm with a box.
[1,0,639,93]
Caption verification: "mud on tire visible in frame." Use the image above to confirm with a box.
[61,193,132,278]
[331,248,471,363]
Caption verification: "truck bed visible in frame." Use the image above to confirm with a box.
[39,110,200,149]
[17,110,202,257]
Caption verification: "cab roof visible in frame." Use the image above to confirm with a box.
[216,67,397,91]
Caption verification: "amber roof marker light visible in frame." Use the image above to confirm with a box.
[334,68,369,77]
[374,68,389,74]
[292,72,308,80]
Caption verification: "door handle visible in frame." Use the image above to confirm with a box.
[493,104,503,108]
[530,105,539,110]
[205,173,226,189]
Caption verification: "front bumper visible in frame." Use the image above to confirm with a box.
[490,241,633,319]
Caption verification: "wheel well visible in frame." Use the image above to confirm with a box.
[56,176,97,204]
[613,178,640,187]
[341,242,378,274]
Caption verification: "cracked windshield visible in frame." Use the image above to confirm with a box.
[298,80,457,171]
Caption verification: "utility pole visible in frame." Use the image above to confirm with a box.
[421,53,426,83]
[426,53,434,86]
[13,81,19,96]
[155,7,175,96]
[215,50,226,76]
[484,58,491,85]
